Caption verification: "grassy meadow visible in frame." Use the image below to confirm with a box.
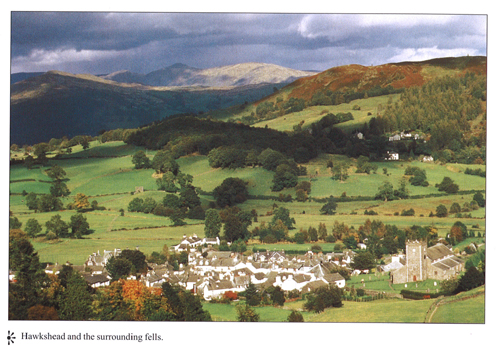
[203,284,485,323]
[9,139,486,267]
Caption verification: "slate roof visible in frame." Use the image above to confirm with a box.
[322,273,345,283]
[302,280,328,293]
[293,274,312,283]
[83,274,110,286]
[427,243,453,261]
[207,279,234,291]
[432,256,464,270]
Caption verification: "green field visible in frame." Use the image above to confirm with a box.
[9,140,486,267]
[246,94,400,133]
[203,284,486,323]
[430,287,485,324]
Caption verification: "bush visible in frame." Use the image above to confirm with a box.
[304,285,343,313]
[401,208,415,216]
[325,235,336,243]
[400,290,444,300]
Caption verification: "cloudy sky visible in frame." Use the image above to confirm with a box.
[10,11,487,75]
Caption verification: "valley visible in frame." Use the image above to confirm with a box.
[9,56,486,323]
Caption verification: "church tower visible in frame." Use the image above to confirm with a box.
[405,240,427,282]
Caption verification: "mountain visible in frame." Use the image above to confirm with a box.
[10,70,287,145]
[280,56,486,102]
[10,72,45,85]
[10,56,486,146]
[101,62,315,87]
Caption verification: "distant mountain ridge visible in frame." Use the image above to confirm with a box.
[10,70,288,145]
[10,56,486,146]
[100,62,315,87]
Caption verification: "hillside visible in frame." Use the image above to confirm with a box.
[101,62,315,87]
[219,56,486,125]
[285,56,486,101]
[10,70,287,145]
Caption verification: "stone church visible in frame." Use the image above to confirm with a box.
[391,240,464,284]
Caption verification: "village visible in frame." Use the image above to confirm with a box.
[31,232,467,302]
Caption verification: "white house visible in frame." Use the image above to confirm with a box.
[385,152,399,161]
[173,234,220,252]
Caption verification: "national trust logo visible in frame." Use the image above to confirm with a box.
[7,331,15,345]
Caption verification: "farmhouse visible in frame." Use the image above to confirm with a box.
[385,151,399,161]
[86,248,121,267]
[172,234,220,252]
[391,240,464,284]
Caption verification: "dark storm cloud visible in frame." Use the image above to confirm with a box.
[10,12,487,74]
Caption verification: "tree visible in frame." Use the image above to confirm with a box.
[236,304,260,322]
[179,187,201,209]
[37,194,63,212]
[10,216,22,230]
[244,281,261,306]
[455,266,485,293]
[271,164,298,191]
[45,164,67,182]
[128,197,144,212]
[350,251,376,271]
[27,305,59,320]
[440,277,459,296]
[132,150,151,169]
[287,310,304,322]
[45,214,69,238]
[258,148,287,171]
[151,150,179,175]
[142,197,157,214]
[161,282,212,321]
[436,204,448,218]
[92,280,134,321]
[120,249,148,275]
[24,155,34,169]
[25,218,42,238]
[270,207,295,229]
[296,188,308,202]
[409,168,429,187]
[74,193,90,211]
[331,161,350,181]
[213,177,248,207]
[394,179,410,199]
[204,209,222,238]
[163,193,181,209]
[25,192,38,210]
[448,221,468,245]
[33,142,50,164]
[9,230,50,319]
[106,256,133,281]
[50,181,70,197]
[320,196,338,215]
[308,226,318,242]
[296,180,312,194]
[437,176,459,194]
[449,202,461,214]
[375,181,395,201]
[58,272,93,320]
[69,213,91,238]
[473,192,485,207]
[304,285,343,313]
[266,286,285,306]
[81,138,90,150]
[223,213,246,243]
[318,222,328,241]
